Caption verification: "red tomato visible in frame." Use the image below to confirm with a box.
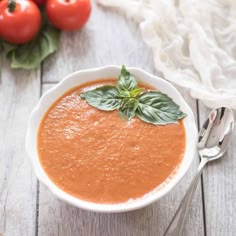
[32,0,46,6]
[46,0,91,31]
[0,0,41,44]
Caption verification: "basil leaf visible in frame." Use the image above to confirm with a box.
[118,65,137,91]
[1,41,17,54]
[4,24,60,69]
[119,88,144,98]
[119,98,139,120]
[136,91,186,125]
[80,86,121,111]
[130,88,144,97]
[119,90,131,98]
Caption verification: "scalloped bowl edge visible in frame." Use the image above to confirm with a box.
[25,65,198,213]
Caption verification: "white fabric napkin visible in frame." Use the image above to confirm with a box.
[97,0,236,109]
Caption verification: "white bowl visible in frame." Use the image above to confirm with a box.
[25,65,197,213]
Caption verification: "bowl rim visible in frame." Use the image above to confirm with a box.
[25,65,198,213]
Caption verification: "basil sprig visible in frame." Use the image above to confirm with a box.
[80,66,186,125]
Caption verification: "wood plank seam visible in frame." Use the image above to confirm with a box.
[196,100,207,236]
[35,181,40,236]
[35,65,43,236]
[0,61,40,236]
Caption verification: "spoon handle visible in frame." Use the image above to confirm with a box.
[164,158,208,236]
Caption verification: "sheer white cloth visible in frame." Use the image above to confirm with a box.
[97,0,236,109]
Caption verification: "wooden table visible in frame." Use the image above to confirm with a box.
[0,2,235,236]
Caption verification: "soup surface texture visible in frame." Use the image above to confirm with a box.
[38,79,186,203]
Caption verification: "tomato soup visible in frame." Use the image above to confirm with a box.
[38,79,186,204]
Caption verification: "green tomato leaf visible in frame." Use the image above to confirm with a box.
[5,24,60,69]
[80,86,121,111]
[118,65,137,91]
[136,91,186,125]
[119,98,139,120]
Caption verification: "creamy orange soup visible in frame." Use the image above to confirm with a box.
[38,79,186,204]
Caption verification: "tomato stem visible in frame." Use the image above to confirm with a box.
[8,0,16,12]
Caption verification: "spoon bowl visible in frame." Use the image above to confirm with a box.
[198,107,234,161]
[164,107,235,236]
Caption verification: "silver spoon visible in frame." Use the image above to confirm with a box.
[164,107,235,236]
